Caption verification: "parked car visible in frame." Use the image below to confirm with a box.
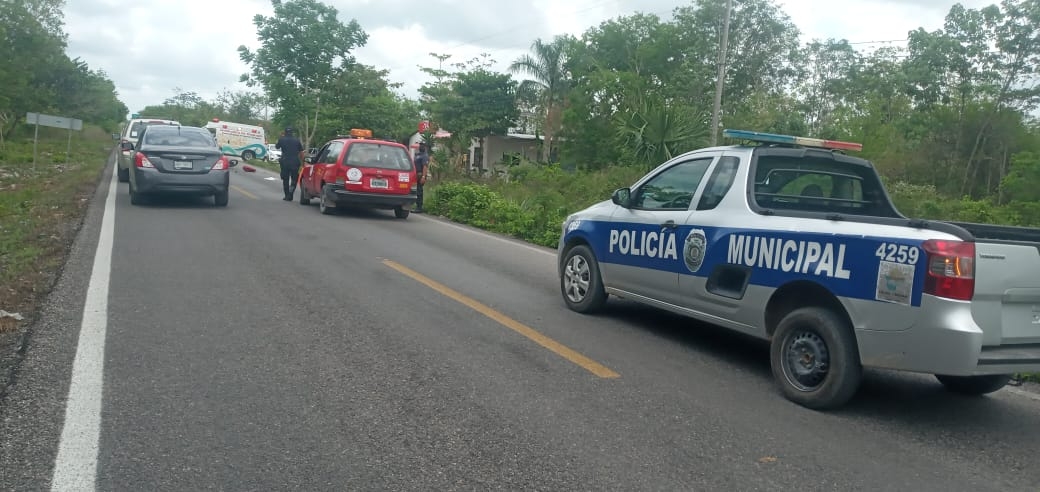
[128,124,238,207]
[298,129,417,218]
[115,116,181,183]
[264,143,282,162]
[558,128,1040,410]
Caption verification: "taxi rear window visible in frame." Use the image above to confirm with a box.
[344,143,412,171]
[751,154,898,217]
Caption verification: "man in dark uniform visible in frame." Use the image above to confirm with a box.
[275,127,305,201]
[413,142,430,213]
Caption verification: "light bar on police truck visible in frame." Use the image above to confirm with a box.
[722,129,863,152]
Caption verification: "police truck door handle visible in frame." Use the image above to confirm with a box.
[661,220,677,229]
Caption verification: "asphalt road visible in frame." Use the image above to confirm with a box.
[3,155,1040,491]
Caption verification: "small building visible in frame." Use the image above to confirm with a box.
[467,133,543,172]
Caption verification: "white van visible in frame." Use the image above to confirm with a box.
[205,119,267,160]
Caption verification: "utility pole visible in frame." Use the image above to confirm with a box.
[710,0,733,146]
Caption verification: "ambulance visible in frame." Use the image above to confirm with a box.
[205,119,267,161]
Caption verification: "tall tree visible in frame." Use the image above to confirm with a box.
[238,0,368,147]
[509,35,573,162]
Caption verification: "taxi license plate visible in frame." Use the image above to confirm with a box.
[370,178,388,189]
[173,160,192,170]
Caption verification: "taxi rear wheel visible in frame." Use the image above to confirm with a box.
[770,306,862,410]
[560,244,607,313]
[394,206,409,219]
[299,184,310,205]
[319,185,336,215]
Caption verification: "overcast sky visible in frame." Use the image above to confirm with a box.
[64,0,994,117]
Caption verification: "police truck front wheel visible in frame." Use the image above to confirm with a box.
[935,374,1012,395]
[770,306,862,410]
[560,245,607,314]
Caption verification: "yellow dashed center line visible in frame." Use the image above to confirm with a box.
[231,185,258,200]
[382,259,620,379]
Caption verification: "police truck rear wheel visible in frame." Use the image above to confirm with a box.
[770,306,862,410]
[561,245,607,314]
[935,374,1012,395]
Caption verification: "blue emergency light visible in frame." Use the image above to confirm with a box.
[722,129,863,152]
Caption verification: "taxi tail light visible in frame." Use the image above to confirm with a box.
[921,239,975,301]
[211,155,229,170]
[134,152,154,168]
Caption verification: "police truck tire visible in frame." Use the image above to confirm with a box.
[560,244,607,314]
[935,374,1012,395]
[770,306,862,410]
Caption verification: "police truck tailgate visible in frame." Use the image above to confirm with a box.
[953,222,1040,346]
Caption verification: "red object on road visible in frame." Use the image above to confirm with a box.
[242,165,256,172]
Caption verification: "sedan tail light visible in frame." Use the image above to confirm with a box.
[211,156,229,170]
[134,152,154,168]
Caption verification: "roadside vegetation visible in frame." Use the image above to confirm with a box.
[0,1,125,335]
[0,126,113,333]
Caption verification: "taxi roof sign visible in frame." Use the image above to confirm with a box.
[350,128,372,139]
[722,129,863,152]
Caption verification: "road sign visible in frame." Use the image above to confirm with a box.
[26,112,84,167]
[26,112,83,131]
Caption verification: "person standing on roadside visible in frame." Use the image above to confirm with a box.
[413,142,430,213]
[275,127,305,201]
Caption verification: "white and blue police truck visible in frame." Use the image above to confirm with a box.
[558,129,1040,410]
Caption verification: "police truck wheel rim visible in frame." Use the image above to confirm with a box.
[564,255,591,303]
[782,329,831,392]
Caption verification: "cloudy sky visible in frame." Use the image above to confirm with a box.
[65,0,993,117]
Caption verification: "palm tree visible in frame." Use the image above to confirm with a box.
[509,35,571,163]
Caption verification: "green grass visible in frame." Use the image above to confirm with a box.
[0,125,113,331]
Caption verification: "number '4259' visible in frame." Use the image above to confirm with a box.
[875,242,920,265]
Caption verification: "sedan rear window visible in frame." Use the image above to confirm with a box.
[343,142,412,171]
[143,129,217,148]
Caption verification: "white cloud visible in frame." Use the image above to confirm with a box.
[62,0,992,118]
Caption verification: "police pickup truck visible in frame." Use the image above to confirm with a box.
[558,129,1040,410]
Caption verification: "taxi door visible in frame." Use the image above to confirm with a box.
[603,154,717,305]
[300,144,328,196]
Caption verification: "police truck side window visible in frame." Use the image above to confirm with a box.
[696,156,740,210]
[631,158,713,210]
[751,155,899,217]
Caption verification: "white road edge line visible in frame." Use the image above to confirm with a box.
[50,164,117,491]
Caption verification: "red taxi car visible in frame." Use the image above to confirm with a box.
[298,129,418,219]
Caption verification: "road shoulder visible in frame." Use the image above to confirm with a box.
[0,155,115,489]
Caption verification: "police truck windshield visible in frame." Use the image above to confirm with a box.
[751,154,899,218]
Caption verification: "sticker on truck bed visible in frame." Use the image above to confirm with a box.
[876,260,914,305]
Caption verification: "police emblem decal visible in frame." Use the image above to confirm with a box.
[683,228,707,273]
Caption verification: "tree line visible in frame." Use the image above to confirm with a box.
[0,0,128,145]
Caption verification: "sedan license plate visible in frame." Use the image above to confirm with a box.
[173,160,192,170]
[370,178,388,189]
